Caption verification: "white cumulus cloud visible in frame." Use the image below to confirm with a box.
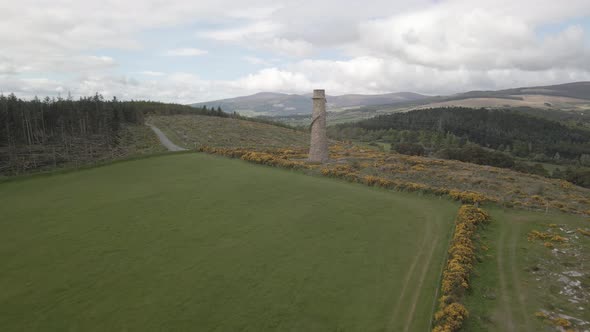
[1,0,589,102]
[163,48,208,56]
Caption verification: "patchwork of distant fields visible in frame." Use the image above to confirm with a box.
[408,95,590,112]
[0,153,458,331]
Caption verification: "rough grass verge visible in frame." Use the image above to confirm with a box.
[198,146,494,206]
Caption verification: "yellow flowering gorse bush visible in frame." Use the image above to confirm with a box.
[432,205,490,332]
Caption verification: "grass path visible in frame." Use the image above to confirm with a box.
[508,223,532,332]
[463,208,589,331]
[385,212,451,332]
[0,153,458,331]
[496,224,515,331]
[402,235,440,332]
[147,124,186,151]
[386,223,432,331]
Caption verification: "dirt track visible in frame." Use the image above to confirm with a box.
[147,124,186,151]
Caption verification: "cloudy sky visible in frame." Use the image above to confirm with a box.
[1,0,589,103]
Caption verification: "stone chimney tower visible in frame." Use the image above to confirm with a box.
[309,89,329,162]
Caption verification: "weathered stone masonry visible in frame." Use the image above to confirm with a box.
[308,89,329,162]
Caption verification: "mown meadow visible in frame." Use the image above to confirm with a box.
[0,153,458,331]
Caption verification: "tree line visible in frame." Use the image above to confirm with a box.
[330,107,590,188]
[0,94,229,175]
[339,107,590,160]
[0,93,301,176]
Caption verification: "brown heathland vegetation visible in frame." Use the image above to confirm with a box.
[198,143,590,216]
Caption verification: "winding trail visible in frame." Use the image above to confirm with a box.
[147,124,186,152]
[496,220,531,332]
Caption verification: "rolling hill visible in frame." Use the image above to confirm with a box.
[343,82,590,121]
[148,115,309,149]
[190,91,428,116]
[354,81,590,111]
[229,82,590,126]
[450,81,590,101]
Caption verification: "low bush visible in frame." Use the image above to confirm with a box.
[448,190,488,204]
[436,145,515,169]
[566,168,590,189]
[240,152,307,170]
[392,142,425,156]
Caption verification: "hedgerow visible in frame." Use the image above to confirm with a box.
[198,146,310,170]
[432,205,490,332]
[240,151,308,169]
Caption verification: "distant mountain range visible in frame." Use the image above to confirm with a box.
[447,81,590,101]
[190,92,428,116]
[190,81,590,117]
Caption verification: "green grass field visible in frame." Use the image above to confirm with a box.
[463,208,590,331]
[0,153,458,331]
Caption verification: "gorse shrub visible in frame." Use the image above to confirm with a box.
[432,205,490,332]
[199,145,499,205]
[240,152,307,169]
[198,146,308,169]
[448,190,488,204]
[433,303,469,332]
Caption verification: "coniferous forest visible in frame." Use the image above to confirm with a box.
[331,107,590,188]
[0,94,223,175]
[340,107,590,159]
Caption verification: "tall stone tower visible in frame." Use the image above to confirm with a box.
[309,89,329,162]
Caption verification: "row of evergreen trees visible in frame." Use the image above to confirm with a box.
[330,108,590,188]
[334,107,590,160]
[0,94,228,175]
[1,94,144,149]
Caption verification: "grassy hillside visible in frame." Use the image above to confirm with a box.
[0,153,458,331]
[190,91,428,116]
[463,208,590,331]
[149,115,309,149]
[456,81,590,101]
[406,95,590,112]
[275,82,590,126]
